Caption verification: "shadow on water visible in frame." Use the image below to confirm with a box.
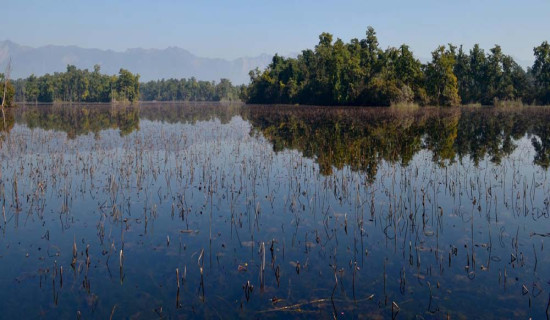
[0,102,549,319]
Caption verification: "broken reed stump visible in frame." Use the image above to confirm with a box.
[71,237,77,268]
[392,301,400,319]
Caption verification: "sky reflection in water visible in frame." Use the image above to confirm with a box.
[0,103,549,319]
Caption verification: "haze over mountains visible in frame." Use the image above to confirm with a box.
[0,40,534,85]
[0,40,274,84]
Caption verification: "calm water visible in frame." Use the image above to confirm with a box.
[1,103,550,319]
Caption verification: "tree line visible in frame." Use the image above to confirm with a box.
[11,65,140,103]
[9,66,242,104]
[140,78,241,102]
[242,27,550,106]
[4,29,550,107]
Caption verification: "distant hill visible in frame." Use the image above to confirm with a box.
[0,40,274,84]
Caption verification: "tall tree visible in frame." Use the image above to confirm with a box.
[425,45,461,106]
[468,44,487,103]
[454,45,471,103]
[533,41,550,104]
[115,69,140,102]
[25,74,40,103]
[485,45,504,103]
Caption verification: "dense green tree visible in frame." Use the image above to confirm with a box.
[244,28,546,106]
[425,45,461,106]
[216,78,239,101]
[245,27,432,106]
[360,26,381,78]
[468,44,488,103]
[88,65,112,102]
[510,60,532,103]
[394,45,425,103]
[115,69,140,102]
[6,33,550,107]
[533,41,550,104]
[25,74,40,103]
[37,74,56,102]
[485,45,504,103]
[454,45,471,103]
[140,77,241,102]
[12,65,140,103]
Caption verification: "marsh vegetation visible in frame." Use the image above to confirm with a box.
[0,103,549,318]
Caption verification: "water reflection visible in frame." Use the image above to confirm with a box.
[245,105,550,175]
[15,104,141,138]
[0,108,15,134]
[9,104,550,172]
[139,102,241,125]
[6,102,243,138]
[0,103,548,319]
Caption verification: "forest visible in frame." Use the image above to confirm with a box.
[242,27,550,106]
[140,78,241,102]
[9,65,140,103]
[3,27,550,107]
[6,67,242,104]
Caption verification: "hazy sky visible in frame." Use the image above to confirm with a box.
[2,0,549,62]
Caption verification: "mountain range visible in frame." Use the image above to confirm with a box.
[0,40,534,85]
[0,40,274,84]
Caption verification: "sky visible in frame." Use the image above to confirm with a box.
[2,0,549,63]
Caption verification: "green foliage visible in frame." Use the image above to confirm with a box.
[425,45,461,106]
[244,28,546,106]
[533,41,550,104]
[24,74,39,103]
[6,34,550,107]
[140,77,241,102]
[113,69,140,102]
[243,27,443,106]
[13,65,140,103]
[0,73,15,108]
[454,45,471,103]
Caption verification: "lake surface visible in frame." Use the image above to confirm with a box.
[1,103,550,319]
